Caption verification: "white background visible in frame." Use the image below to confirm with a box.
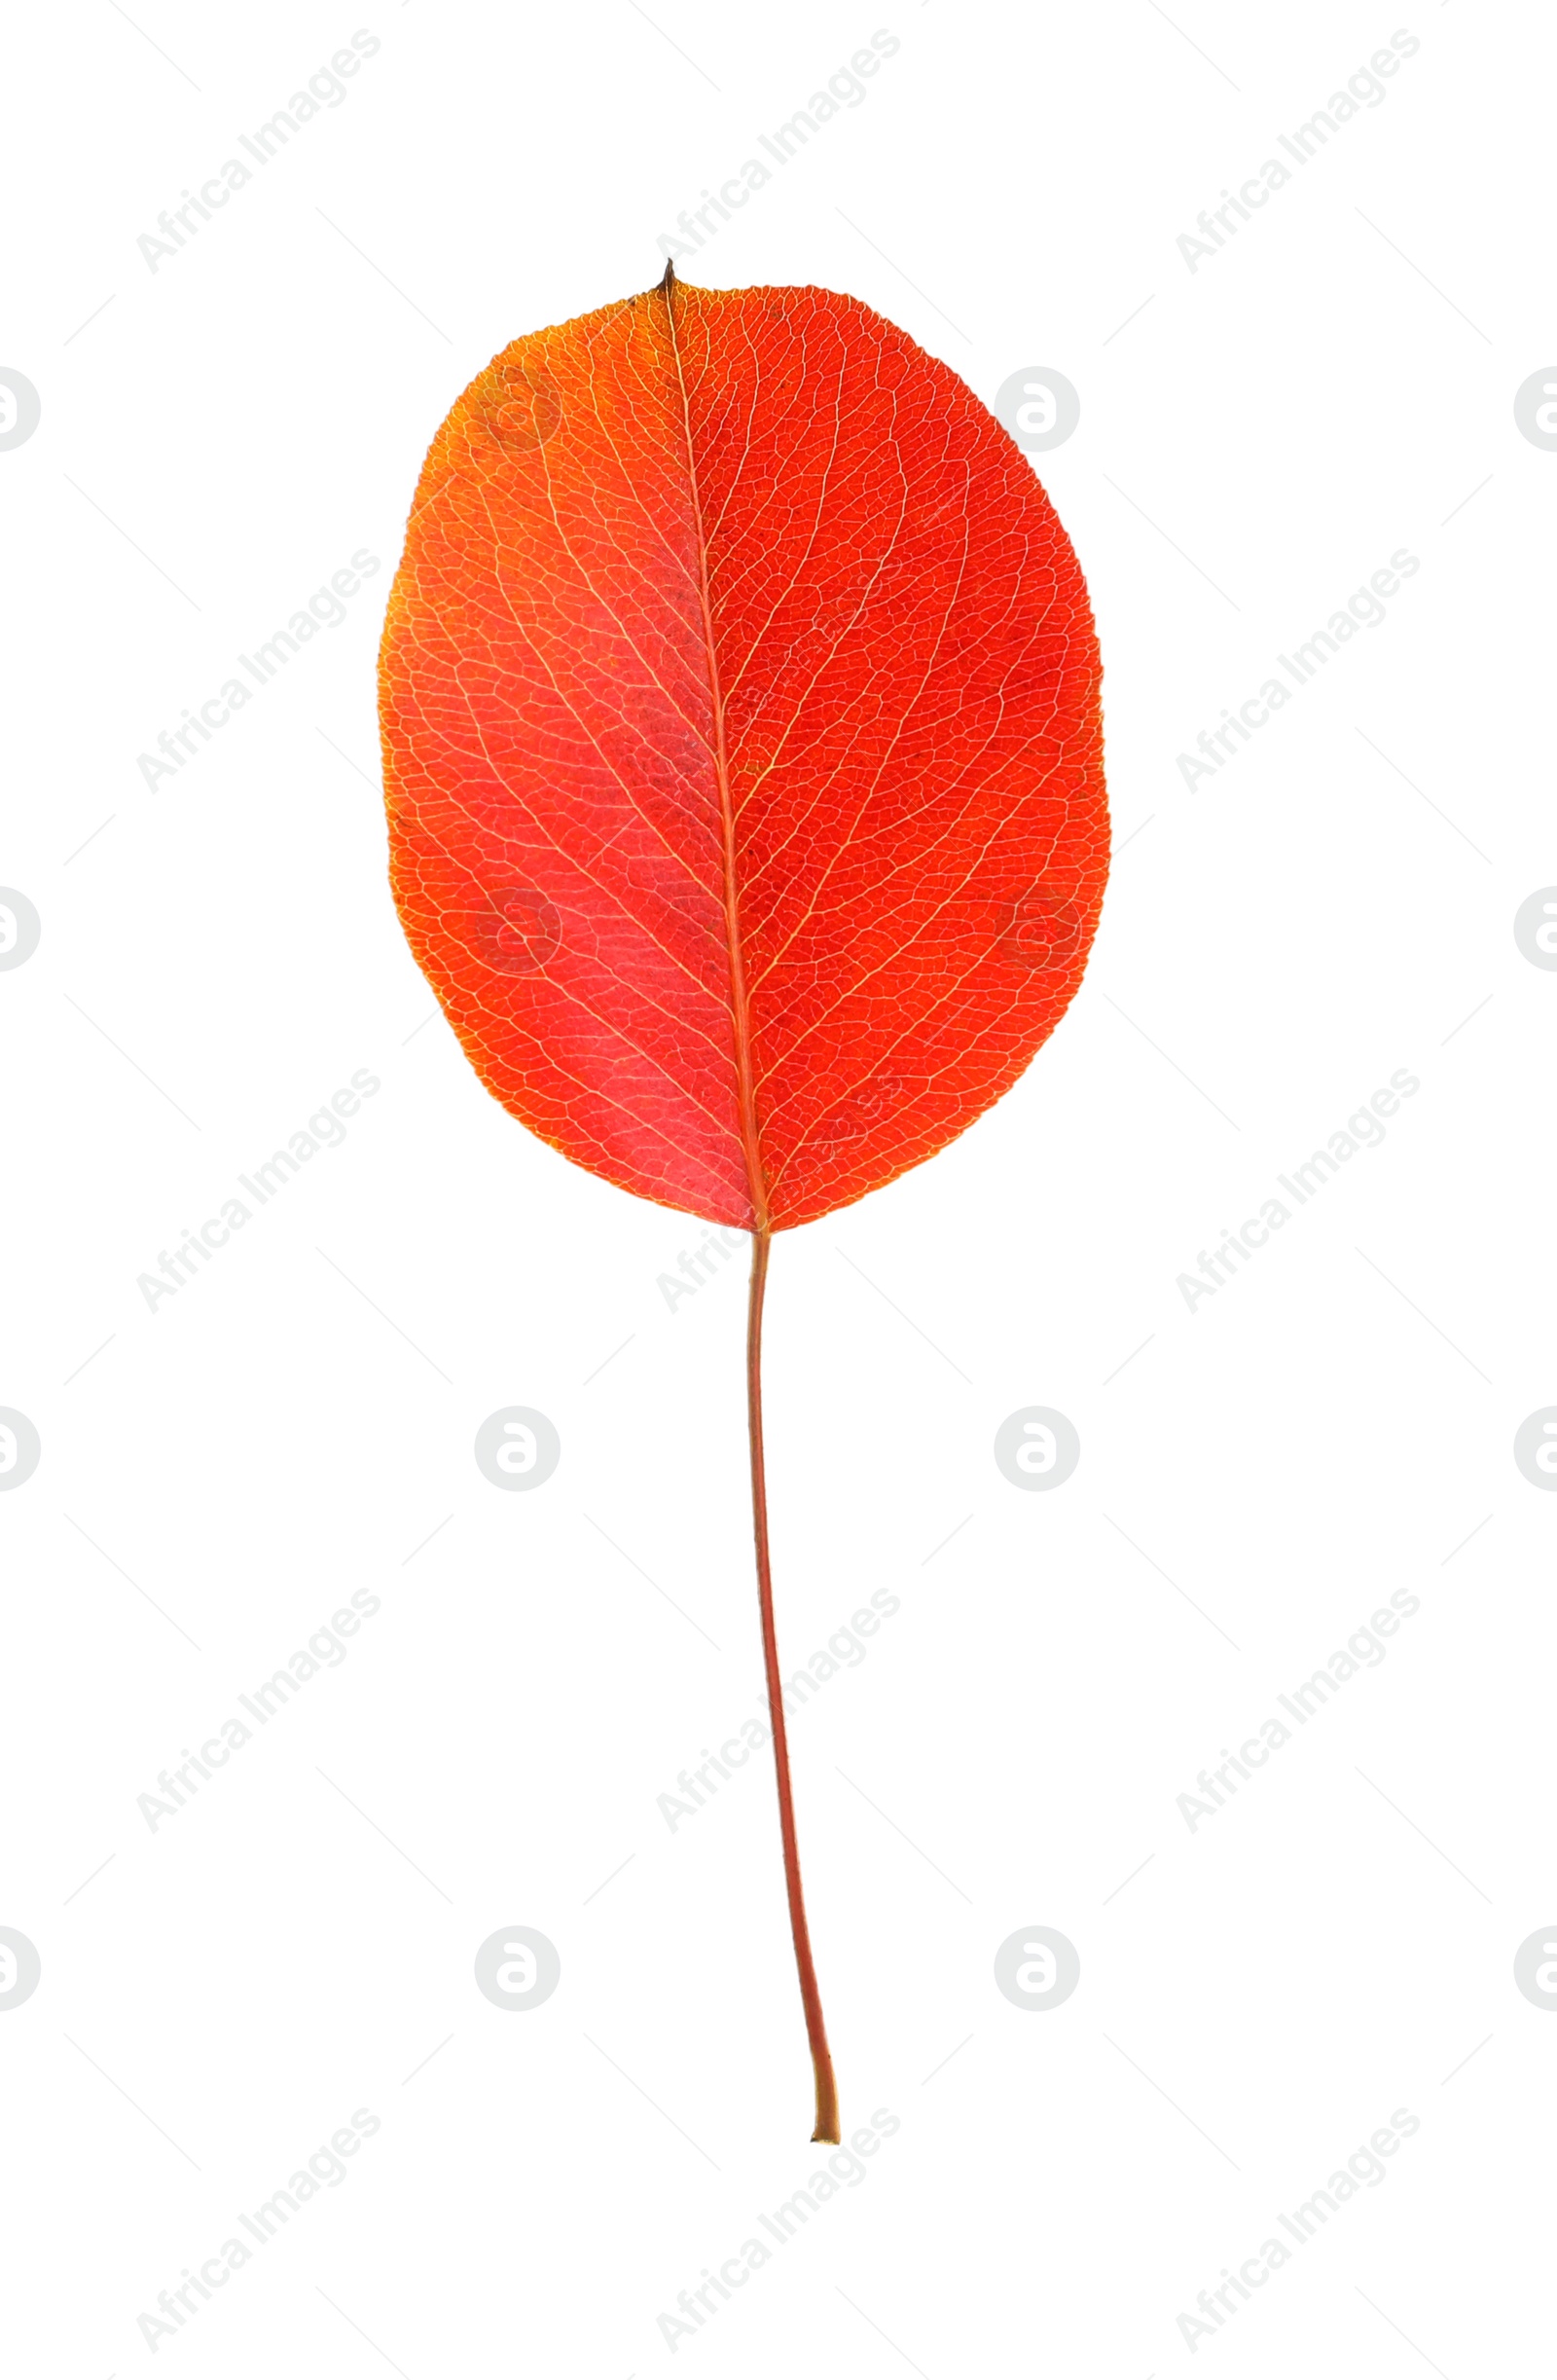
[4,1,1553,2372]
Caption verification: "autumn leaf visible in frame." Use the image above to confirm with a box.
[379,267,1108,2141]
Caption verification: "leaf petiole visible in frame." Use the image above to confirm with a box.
[745,1225,840,2143]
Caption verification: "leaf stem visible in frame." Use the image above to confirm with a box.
[746,1225,840,2143]
[664,262,836,2140]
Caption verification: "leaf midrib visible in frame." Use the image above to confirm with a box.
[659,271,769,1233]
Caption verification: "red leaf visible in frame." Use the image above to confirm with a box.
[378,271,1108,2142]
[380,274,1107,1232]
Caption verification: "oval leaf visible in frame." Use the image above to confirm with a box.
[379,275,1107,1229]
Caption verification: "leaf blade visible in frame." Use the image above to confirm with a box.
[380,277,1107,1227]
